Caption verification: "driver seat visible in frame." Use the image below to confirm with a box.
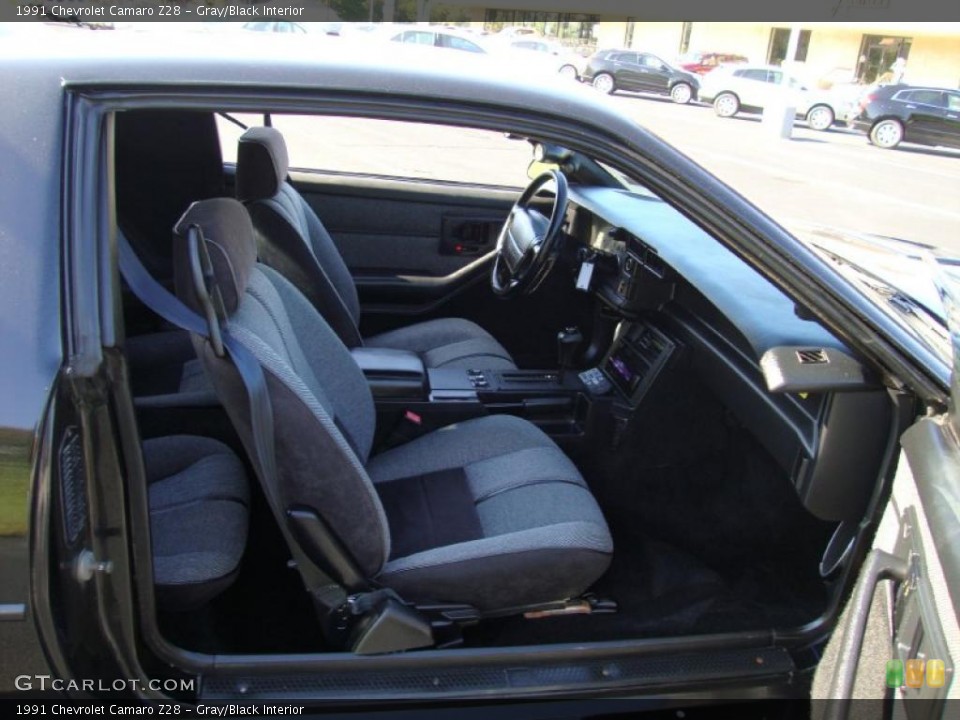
[235,126,516,371]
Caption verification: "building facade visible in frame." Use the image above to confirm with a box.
[438,7,960,89]
[593,22,959,88]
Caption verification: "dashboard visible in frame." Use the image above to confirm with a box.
[561,185,891,524]
[564,185,848,356]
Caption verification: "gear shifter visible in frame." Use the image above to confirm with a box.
[557,326,584,382]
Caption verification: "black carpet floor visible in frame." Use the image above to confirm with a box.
[466,373,835,648]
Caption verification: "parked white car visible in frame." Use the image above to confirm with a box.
[377,26,580,81]
[699,64,857,131]
[501,38,586,79]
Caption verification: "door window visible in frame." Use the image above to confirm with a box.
[902,90,946,107]
[217,114,530,188]
[738,69,769,82]
[439,34,485,53]
[398,31,435,46]
[947,94,960,112]
[639,54,664,69]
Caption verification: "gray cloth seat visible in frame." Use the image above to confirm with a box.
[368,415,613,610]
[235,126,516,371]
[171,198,611,613]
[143,435,250,610]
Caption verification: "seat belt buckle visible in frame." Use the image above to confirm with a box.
[382,409,427,450]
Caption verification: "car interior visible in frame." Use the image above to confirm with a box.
[111,108,905,658]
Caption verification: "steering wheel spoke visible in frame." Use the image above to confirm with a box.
[491,170,569,299]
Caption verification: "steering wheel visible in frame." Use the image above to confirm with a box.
[491,169,569,299]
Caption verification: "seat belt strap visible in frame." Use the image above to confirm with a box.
[117,233,346,608]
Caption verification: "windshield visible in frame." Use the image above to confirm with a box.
[811,238,954,362]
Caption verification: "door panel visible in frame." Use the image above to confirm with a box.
[638,54,670,94]
[284,170,521,319]
[288,170,517,279]
[812,421,959,713]
[900,91,948,146]
[945,93,960,149]
[613,54,642,91]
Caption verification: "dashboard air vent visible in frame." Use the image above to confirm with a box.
[796,349,829,365]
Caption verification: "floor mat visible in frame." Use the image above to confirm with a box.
[467,373,835,648]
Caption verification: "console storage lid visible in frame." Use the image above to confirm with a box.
[351,348,426,399]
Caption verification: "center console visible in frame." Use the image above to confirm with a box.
[598,322,677,407]
[353,320,679,451]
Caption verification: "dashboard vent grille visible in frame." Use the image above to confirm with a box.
[796,348,828,365]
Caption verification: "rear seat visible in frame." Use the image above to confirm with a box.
[144,435,250,610]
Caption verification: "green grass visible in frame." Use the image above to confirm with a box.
[0,459,30,536]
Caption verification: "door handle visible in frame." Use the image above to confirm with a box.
[824,549,910,720]
[440,217,500,257]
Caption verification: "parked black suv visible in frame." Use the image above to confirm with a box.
[850,83,960,150]
[582,49,699,104]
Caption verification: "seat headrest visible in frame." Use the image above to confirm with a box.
[236,126,290,202]
[172,198,258,317]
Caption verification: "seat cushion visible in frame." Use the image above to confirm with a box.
[365,318,516,371]
[144,435,250,610]
[367,415,612,611]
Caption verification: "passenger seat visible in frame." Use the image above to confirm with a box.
[235,126,517,370]
[144,435,250,610]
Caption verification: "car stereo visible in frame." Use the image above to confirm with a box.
[602,322,676,405]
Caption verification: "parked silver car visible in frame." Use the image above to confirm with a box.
[699,63,858,130]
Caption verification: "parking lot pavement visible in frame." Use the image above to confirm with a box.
[605,92,960,254]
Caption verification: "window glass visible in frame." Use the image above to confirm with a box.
[907,90,945,107]
[767,70,783,84]
[217,114,530,188]
[767,27,811,65]
[640,54,663,69]
[440,35,485,53]
[740,69,767,81]
[399,31,434,46]
[947,93,960,112]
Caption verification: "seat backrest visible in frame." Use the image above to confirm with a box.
[116,110,225,283]
[171,197,389,578]
[235,127,363,348]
